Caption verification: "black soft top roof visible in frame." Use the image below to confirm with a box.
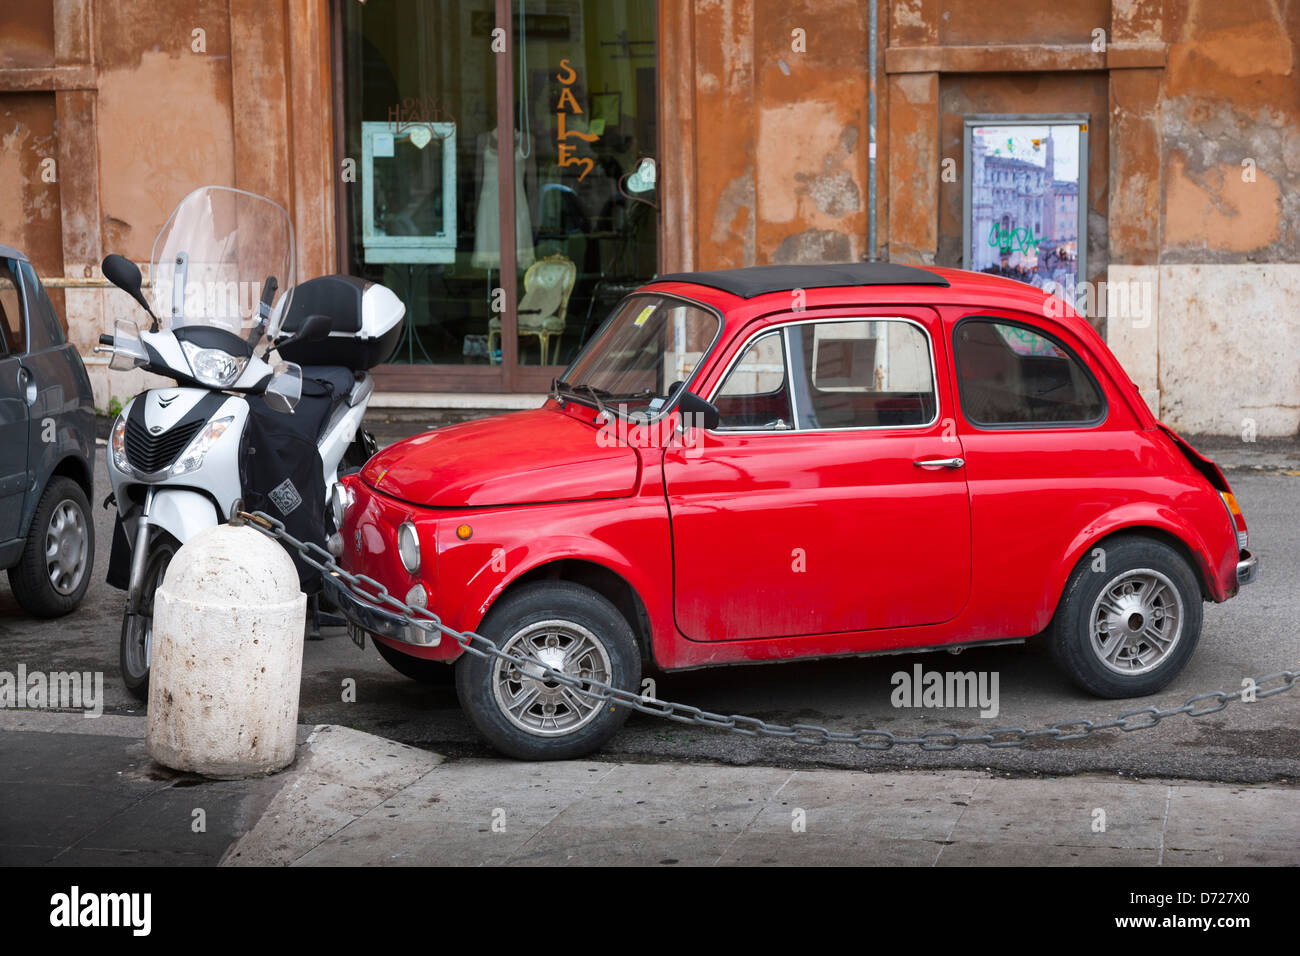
[651,262,949,299]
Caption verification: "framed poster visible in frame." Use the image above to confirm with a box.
[962,116,1088,309]
[361,121,457,264]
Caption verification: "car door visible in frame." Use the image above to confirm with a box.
[946,311,1131,636]
[0,257,31,544]
[663,307,971,642]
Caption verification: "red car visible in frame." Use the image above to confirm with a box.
[326,263,1257,760]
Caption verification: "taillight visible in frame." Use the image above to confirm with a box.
[1219,491,1248,550]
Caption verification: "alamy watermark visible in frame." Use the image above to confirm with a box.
[1042,278,1155,328]
[890,663,1000,718]
[0,665,104,718]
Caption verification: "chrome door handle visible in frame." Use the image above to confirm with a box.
[913,457,964,469]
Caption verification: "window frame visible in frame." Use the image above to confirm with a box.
[951,314,1109,431]
[707,315,941,434]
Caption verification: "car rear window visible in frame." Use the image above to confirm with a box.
[954,318,1105,426]
[0,259,24,355]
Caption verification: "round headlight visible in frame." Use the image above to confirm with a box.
[397,521,421,573]
[329,482,352,529]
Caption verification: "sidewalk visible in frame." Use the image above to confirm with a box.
[3,711,1294,866]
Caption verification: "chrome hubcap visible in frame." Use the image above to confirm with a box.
[492,620,612,737]
[45,500,87,595]
[1089,568,1184,676]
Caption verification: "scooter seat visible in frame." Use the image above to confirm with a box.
[301,365,358,407]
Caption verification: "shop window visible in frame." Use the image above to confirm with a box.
[512,0,659,368]
[338,0,658,377]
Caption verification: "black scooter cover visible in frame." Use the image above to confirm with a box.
[238,374,340,593]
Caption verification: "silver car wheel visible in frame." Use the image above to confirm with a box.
[1089,568,1184,676]
[491,619,612,737]
[44,499,88,596]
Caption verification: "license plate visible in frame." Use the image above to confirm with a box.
[348,622,367,649]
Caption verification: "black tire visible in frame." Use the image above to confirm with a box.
[1048,535,1203,698]
[373,635,455,685]
[119,532,179,702]
[7,477,94,618]
[455,581,641,760]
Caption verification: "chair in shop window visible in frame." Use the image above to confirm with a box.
[488,254,577,365]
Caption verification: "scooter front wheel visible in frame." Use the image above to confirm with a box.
[119,533,178,702]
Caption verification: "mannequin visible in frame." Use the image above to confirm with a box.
[473,129,537,270]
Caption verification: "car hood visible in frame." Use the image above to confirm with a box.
[360,408,640,508]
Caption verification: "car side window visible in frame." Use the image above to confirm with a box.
[954,318,1105,426]
[20,261,66,350]
[0,258,25,356]
[788,319,936,429]
[714,331,792,430]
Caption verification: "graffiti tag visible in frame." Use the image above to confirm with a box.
[988,222,1040,255]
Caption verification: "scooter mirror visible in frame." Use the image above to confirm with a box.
[108,319,148,371]
[102,254,156,323]
[264,361,302,414]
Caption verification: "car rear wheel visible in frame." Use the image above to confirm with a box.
[455,581,641,760]
[1049,536,1203,698]
[372,635,455,685]
[7,477,94,618]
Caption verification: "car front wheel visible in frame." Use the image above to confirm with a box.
[455,581,641,760]
[1049,535,1203,698]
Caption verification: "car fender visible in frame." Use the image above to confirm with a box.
[21,430,95,540]
[1046,502,1226,624]
[457,533,654,632]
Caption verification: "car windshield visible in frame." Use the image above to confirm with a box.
[558,294,720,418]
[148,185,295,344]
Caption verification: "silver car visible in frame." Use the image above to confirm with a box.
[0,244,96,616]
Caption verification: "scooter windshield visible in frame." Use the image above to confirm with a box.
[149,186,295,344]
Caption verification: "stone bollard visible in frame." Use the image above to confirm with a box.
[147,523,306,777]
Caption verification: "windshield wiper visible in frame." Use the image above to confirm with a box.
[552,378,613,417]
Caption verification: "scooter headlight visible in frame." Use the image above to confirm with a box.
[170,416,235,477]
[397,521,421,573]
[329,482,354,530]
[110,414,132,476]
[180,341,247,387]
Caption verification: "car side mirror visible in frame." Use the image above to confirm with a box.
[676,390,719,431]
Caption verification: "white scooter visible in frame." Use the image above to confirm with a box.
[97,186,403,699]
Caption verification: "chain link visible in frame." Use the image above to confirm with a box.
[237,510,1297,751]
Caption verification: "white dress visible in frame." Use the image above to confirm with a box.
[473,130,536,270]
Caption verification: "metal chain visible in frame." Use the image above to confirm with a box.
[236,510,1297,751]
